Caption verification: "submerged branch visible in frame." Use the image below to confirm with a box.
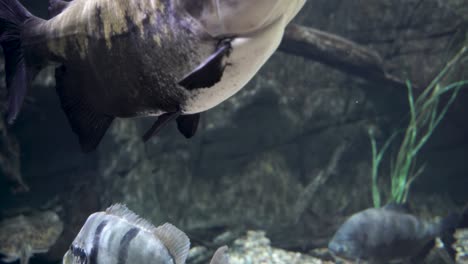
[293,142,348,223]
[280,24,409,89]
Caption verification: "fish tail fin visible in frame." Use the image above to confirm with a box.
[459,204,468,229]
[436,211,464,261]
[439,212,461,233]
[0,0,34,124]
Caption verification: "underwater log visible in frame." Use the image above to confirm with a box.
[281,24,408,89]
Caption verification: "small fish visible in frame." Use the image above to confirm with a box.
[0,210,63,264]
[63,204,229,264]
[0,0,306,152]
[328,203,462,263]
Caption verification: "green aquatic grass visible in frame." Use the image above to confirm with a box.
[370,46,468,208]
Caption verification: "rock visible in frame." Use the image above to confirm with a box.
[229,231,332,264]
[455,229,468,264]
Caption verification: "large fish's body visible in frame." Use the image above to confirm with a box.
[63,204,229,264]
[328,204,460,263]
[0,0,306,152]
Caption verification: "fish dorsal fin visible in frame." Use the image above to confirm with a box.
[105,204,156,232]
[210,246,230,264]
[383,202,411,213]
[154,223,190,264]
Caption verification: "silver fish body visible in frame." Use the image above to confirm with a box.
[63,204,230,264]
[63,204,190,264]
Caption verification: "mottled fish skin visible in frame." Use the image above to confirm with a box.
[28,0,209,116]
[0,211,63,264]
[328,206,450,263]
[25,0,307,116]
[3,0,306,151]
[63,204,190,264]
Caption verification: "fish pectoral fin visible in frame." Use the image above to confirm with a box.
[48,0,70,18]
[176,113,200,138]
[1,255,19,263]
[154,223,190,264]
[142,111,181,142]
[209,246,229,264]
[55,66,114,152]
[20,244,32,264]
[178,39,232,90]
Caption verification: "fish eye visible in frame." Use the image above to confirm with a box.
[70,244,88,263]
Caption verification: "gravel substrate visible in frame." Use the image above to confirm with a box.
[228,231,333,264]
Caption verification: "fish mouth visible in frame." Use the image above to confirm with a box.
[328,240,358,261]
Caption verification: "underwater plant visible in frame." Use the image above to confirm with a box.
[369,46,468,208]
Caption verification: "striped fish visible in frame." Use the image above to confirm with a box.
[63,204,229,264]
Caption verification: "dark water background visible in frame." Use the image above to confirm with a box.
[1,0,468,263]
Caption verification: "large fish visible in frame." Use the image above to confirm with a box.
[0,0,306,152]
[62,204,229,264]
[328,203,463,263]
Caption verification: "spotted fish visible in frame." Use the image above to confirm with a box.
[63,204,229,264]
[0,0,306,152]
[0,210,63,264]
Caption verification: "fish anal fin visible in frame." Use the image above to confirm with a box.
[410,239,434,264]
[176,113,200,138]
[178,39,232,90]
[48,0,70,18]
[210,246,229,264]
[154,223,190,264]
[142,111,181,142]
[55,66,114,152]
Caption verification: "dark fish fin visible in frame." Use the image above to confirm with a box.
[55,66,114,152]
[178,39,232,90]
[410,239,434,263]
[48,0,70,18]
[0,0,33,124]
[154,223,190,264]
[142,111,181,142]
[210,246,229,264]
[436,205,468,261]
[382,202,412,213]
[176,113,200,138]
[436,212,462,262]
[459,204,468,229]
[439,212,461,233]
